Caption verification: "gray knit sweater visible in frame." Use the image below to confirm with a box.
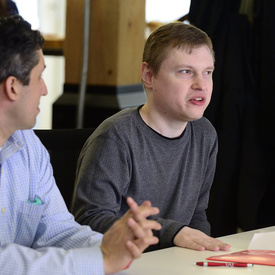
[71,106,218,251]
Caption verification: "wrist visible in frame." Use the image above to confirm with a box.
[102,246,112,274]
[173,225,187,246]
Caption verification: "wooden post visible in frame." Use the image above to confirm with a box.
[53,0,146,128]
[64,0,145,86]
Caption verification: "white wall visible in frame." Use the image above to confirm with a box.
[14,0,66,129]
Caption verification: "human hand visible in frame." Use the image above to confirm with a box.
[173,226,231,251]
[101,197,161,274]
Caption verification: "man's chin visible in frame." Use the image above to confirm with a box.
[23,120,37,130]
[187,115,204,122]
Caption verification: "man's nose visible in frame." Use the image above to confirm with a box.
[41,78,48,96]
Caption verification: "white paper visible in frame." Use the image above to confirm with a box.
[248,231,275,250]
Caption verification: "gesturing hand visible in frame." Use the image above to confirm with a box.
[102,197,161,274]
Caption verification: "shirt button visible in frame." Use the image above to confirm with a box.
[1,207,5,214]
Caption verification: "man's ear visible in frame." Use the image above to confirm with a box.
[141,62,153,89]
[4,76,19,101]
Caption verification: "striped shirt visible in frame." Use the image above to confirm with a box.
[0,129,104,274]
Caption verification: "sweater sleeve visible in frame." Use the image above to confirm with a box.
[189,125,218,235]
[71,134,131,233]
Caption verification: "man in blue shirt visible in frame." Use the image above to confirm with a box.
[0,15,161,274]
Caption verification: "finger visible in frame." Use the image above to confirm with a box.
[126,197,139,212]
[126,197,157,218]
[127,197,159,219]
[204,238,231,251]
[182,239,206,251]
[128,217,161,238]
[133,218,161,232]
[193,238,226,251]
[213,238,231,251]
[126,240,143,259]
[127,197,152,208]
[141,219,162,231]
[141,200,151,207]
[133,235,160,249]
[132,206,160,222]
[127,217,146,239]
[127,197,152,211]
[218,242,231,251]
[127,198,152,217]
[220,244,231,251]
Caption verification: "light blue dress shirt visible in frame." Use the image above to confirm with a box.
[0,129,105,274]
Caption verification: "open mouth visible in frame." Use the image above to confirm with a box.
[194,97,203,101]
[189,97,205,105]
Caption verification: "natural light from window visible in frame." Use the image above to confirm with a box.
[13,0,39,29]
[146,0,190,23]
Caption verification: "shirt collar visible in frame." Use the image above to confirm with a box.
[0,131,25,164]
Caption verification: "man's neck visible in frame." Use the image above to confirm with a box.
[139,104,187,138]
[0,125,14,147]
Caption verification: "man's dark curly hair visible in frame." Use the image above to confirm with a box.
[0,15,44,85]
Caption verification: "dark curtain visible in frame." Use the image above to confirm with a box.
[188,0,275,237]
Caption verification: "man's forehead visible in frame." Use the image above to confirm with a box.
[36,49,46,71]
[165,46,214,63]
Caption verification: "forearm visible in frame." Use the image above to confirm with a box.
[86,214,120,234]
[71,136,130,234]
[148,217,185,250]
[72,186,124,234]
[0,243,104,275]
[189,212,210,235]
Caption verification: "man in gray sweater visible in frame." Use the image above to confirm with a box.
[71,22,230,252]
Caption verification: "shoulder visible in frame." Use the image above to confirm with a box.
[92,107,140,138]
[100,107,139,129]
[81,107,143,153]
[15,129,43,147]
[190,117,217,136]
[14,129,49,160]
[188,117,217,149]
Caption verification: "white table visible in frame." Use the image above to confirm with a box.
[118,226,275,275]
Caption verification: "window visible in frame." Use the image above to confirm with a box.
[146,0,190,23]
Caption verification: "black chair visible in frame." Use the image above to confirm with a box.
[34,128,95,209]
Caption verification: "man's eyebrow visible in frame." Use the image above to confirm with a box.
[206,66,215,70]
[176,65,215,70]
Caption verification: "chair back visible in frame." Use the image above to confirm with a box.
[34,128,95,208]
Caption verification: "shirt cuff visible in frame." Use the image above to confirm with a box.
[72,246,105,275]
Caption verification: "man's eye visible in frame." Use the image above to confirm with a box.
[181,70,191,74]
[179,70,193,79]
